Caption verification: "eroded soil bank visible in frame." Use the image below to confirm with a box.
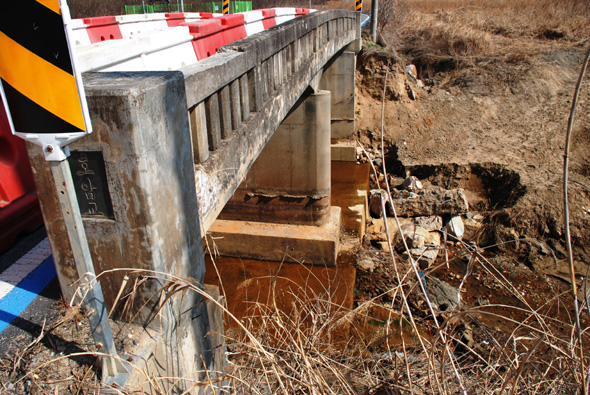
[353,37,590,342]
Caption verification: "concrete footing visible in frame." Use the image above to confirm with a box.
[207,206,341,266]
[332,161,370,242]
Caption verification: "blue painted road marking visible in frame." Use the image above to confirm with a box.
[0,238,57,334]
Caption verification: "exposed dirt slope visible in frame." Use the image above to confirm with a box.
[355,43,590,285]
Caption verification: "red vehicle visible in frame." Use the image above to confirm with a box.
[0,97,44,253]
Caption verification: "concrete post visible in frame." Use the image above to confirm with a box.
[320,50,356,139]
[27,71,218,389]
[220,90,332,226]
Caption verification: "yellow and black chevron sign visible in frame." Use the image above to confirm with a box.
[356,0,362,12]
[223,0,229,14]
[0,0,86,134]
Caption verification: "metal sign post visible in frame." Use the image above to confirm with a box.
[0,0,128,388]
[50,159,129,387]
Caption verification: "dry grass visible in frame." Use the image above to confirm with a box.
[220,255,587,394]
[379,0,590,76]
[1,234,587,394]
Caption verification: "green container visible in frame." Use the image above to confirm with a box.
[125,1,252,15]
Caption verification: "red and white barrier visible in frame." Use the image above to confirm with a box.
[82,16,124,43]
[77,26,197,72]
[274,8,298,25]
[75,8,314,72]
[242,10,265,36]
[116,13,169,37]
[183,19,224,60]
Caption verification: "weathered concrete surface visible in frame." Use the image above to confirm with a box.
[203,252,356,339]
[207,206,341,265]
[331,141,358,162]
[331,161,370,241]
[123,285,226,392]
[320,50,356,139]
[220,90,332,226]
[186,10,360,232]
[27,72,216,388]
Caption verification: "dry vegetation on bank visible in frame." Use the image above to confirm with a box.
[376,0,589,76]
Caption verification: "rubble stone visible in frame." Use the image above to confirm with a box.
[397,223,441,268]
[405,64,418,79]
[391,187,469,217]
[446,215,465,241]
[357,258,376,272]
[463,215,484,240]
[414,216,443,231]
[399,176,423,192]
[427,277,460,312]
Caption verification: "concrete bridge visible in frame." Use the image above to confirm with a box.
[28,9,360,390]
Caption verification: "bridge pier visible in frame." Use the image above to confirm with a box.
[320,50,356,139]
[210,90,341,265]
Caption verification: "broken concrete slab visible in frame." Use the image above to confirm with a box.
[390,187,469,217]
[370,187,468,219]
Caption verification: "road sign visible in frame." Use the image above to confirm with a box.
[0,0,91,161]
[0,1,129,388]
[223,0,230,14]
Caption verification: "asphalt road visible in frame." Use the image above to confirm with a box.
[0,227,61,358]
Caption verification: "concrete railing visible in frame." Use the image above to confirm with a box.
[183,9,360,231]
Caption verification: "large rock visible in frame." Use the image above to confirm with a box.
[390,187,469,217]
[366,217,414,243]
[427,277,460,312]
[396,224,441,268]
